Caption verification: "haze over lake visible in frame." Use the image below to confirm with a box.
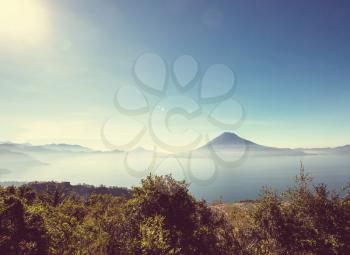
[1,132,349,202]
[1,150,349,202]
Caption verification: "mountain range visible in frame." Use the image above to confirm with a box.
[0,143,94,169]
[0,142,93,154]
[0,132,349,157]
[197,132,305,156]
[297,145,350,155]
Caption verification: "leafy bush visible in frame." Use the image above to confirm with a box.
[229,165,350,255]
[117,175,238,254]
[0,188,48,254]
[0,175,238,254]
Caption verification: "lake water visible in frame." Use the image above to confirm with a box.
[1,152,350,202]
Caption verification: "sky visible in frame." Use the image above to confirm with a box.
[0,0,350,150]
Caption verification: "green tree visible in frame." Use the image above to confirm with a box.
[0,188,49,255]
[115,175,239,255]
[252,166,350,255]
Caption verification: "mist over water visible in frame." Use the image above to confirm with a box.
[1,151,349,202]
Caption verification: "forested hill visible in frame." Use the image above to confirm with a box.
[1,172,350,254]
[23,181,132,199]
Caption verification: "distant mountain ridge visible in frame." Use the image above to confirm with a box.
[1,133,349,156]
[197,132,306,156]
[0,142,94,153]
[298,145,350,154]
[41,143,93,153]
[205,132,256,147]
[0,148,46,166]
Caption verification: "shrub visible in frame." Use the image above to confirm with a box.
[250,165,350,255]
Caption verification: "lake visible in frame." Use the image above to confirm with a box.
[1,152,349,202]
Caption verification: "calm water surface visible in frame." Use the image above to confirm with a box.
[1,152,349,202]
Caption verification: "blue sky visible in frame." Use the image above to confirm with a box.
[0,0,349,149]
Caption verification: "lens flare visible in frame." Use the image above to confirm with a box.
[0,0,49,44]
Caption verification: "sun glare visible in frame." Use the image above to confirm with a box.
[0,0,49,44]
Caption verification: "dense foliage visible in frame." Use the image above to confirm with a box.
[227,166,350,255]
[0,175,236,254]
[1,168,350,255]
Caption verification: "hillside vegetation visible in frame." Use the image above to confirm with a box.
[1,167,350,255]
[25,181,131,199]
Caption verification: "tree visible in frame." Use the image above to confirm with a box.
[251,166,350,255]
[0,188,49,255]
[115,175,239,255]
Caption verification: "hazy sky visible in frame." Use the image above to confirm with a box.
[0,0,349,150]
